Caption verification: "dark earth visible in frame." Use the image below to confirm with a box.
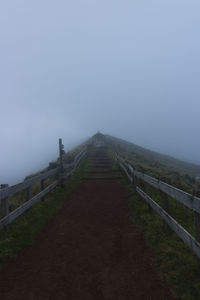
[0,149,177,299]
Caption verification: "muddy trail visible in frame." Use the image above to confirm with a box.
[0,148,176,299]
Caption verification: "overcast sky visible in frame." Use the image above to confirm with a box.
[1,0,200,185]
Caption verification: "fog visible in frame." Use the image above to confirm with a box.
[1,0,200,185]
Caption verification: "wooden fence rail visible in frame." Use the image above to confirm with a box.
[116,153,200,260]
[0,181,58,230]
[0,142,87,231]
[0,168,59,200]
[116,155,200,213]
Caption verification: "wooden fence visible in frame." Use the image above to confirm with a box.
[0,140,87,231]
[116,154,200,260]
[3,137,200,260]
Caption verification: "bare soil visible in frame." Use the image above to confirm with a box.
[0,150,177,299]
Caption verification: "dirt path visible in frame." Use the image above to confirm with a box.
[0,149,176,299]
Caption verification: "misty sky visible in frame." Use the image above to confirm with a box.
[1,0,200,185]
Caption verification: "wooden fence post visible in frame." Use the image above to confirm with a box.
[59,138,64,187]
[160,190,171,233]
[0,184,9,219]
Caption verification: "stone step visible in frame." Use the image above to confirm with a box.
[90,162,111,165]
[91,164,111,167]
[83,176,123,181]
[88,169,121,174]
[90,157,111,161]
[89,158,109,160]
[89,157,109,159]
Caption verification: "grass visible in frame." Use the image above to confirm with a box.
[1,144,200,299]
[9,145,88,212]
[111,136,200,299]
[111,145,200,299]
[8,177,56,212]
[0,158,89,270]
[123,178,200,300]
[143,185,195,236]
[107,135,200,194]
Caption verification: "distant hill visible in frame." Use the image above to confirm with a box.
[23,133,200,194]
[106,135,200,194]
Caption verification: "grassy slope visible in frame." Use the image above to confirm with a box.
[127,188,200,300]
[107,135,200,299]
[8,143,87,212]
[1,134,200,298]
[107,135,200,194]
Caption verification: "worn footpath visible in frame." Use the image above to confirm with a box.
[0,148,177,299]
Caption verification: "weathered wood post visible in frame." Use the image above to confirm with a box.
[59,138,64,187]
[0,184,9,219]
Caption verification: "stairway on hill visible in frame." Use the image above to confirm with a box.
[0,147,176,300]
[84,148,123,181]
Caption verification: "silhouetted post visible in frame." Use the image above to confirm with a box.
[0,184,9,219]
[59,138,64,187]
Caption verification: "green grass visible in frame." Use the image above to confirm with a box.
[124,180,200,300]
[0,158,89,270]
[107,135,200,193]
[141,185,195,237]
[110,136,200,299]
[113,141,200,299]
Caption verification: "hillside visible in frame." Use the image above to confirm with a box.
[106,134,200,194]
[1,134,200,299]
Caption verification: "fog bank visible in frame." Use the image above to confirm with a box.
[1,0,200,184]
